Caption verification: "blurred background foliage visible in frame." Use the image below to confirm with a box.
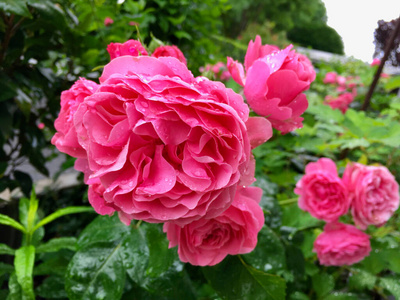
[2,1,400,299]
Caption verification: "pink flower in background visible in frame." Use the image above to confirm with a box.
[227,35,315,134]
[106,40,148,60]
[129,21,139,26]
[104,17,114,26]
[163,186,264,266]
[72,55,255,225]
[37,123,45,129]
[314,222,371,266]
[343,163,399,229]
[152,45,187,65]
[324,92,354,114]
[295,158,350,222]
[371,58,381,66]
[381,72,389,78]
[336,75,346,86]
[51,78,98,158]
[323,72,337,84]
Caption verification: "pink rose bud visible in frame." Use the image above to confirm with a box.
[295,158,350,222]
[104,17,114,26]
[68,55,252,225]
[163,186,264,266]
[314,222,371,266]
[129,21,139,26]
[323,72,337,84]
[106,39,148,60]
[151,45,187,65]
[37,123,45,129]
[228,35,316,134]
[51,78,99,158]
[343,163,399,229]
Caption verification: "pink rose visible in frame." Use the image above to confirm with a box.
[294,158,350,222]
[106,40,148,60]
[163,186,265,266]
[73,55,255,225]
[37,123,45,129]
[227,35,315,134]
[324,92,354,114]
[51,78,99,158]
[371,58,381,66]
[104,17,114,26]
[323,72,337,84]
[336,75,346,86]
[314,222,371,266]
[343,163,399,229]
[151,45,187,65]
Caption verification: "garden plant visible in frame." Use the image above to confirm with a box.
[1,1,400,300]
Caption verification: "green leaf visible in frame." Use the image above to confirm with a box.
[203,256,286,300]
[312,272,334,298]
[174,30,192,40]
[0,0,31,17]
[65,241,125,300]
[0,262,15,276]
[379,277,400,298]
[15,88,32,119]
[19,197,43,246]
[14,245,35,300]
[33,206,94,232]
[7,272,23,300]
[36,237,77,253]
[0,243,15,255]
[36,275,67,299]
[77,214,130,249]
[0,214,26,233]
[348,268,376,291]
[323,293,360,300]
[243,225,286,273]
[384,75,400,91]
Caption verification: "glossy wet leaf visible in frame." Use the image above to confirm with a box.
[14,245,35,299]
[203,256,286,300]
[7,272,23,300]
[65,241,125,300]
[379,277,400,299]
[36,275,67,299]
[312,272,334,298]
[243,225,286,273]
[36,237,77,253]
[348,268,376,291]
[0,0,31,17]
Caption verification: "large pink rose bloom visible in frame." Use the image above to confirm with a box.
[227,35,315,134]
[294,158,350,222]
[314,222,371,266]
[106,40,148,60]
[151,45,187,65]
[163,186,264,266]
[74,56,255,225]
[51,78,99,158]
[343,163,399,229]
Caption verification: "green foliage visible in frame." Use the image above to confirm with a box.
[287,25,344,54]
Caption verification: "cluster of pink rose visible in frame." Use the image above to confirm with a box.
[52,36,315,266]
[322,72,361,113]
[199,62,231,82]
[295,158,399,266]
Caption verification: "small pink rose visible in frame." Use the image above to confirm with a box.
[37,123,45,129]
[323,72,337,84]
[295,158,350,222]
[314,222,371,266]
[228,35,315,134]
[106,40,148,60]
[104,17,114,26]
[324,92,354,114]
[371,58,381,66]
[151,45,187,65]
[163,186,264,266]
[343,163,399,229]
[51,78,98,158]
[336,75,346,86]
